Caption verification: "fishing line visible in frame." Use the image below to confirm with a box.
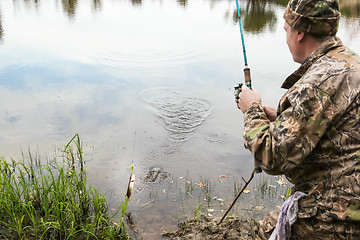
[126,93,139,200]
[131,113,137,165]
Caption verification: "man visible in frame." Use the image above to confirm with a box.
[237,0,360,239]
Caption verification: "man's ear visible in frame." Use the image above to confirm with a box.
[297,31,305,42]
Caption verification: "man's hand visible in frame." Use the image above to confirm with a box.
[263,105,277,122]
[237,85,261,112]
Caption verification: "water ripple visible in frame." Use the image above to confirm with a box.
[141,88,212,142]
[95,49,196,71]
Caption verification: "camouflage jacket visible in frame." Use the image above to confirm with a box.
[243,36,360,223]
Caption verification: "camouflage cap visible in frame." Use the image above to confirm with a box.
[283,0,341,36]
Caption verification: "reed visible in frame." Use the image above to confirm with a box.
[0,134,128,239]
[200,177,212,207]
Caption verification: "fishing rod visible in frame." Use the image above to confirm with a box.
[233,0,251,103]
[218,0,261,226]
[233,0,261,174]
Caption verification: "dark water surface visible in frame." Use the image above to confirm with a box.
[0,0,359,239]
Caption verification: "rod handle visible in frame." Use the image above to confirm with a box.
[244,67,251,89]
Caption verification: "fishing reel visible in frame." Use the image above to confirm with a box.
[234,67,252,106]
[234,83,243,105]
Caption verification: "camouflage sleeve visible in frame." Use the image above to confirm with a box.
[243,83,338,175]
[243,102,281,175]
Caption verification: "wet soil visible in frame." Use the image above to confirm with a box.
[163,217,257,240]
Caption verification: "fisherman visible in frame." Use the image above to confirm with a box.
[237,0,360,239]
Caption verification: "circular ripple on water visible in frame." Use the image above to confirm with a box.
[141,88,212,142]
[95,49,196,71]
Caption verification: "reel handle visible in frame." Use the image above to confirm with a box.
[234,83,243,104]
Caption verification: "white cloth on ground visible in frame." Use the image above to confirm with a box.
[269,191,307,240]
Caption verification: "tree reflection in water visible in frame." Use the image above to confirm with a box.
[131,0,142,6]
[21,0,40,8]
[61,0,78,19]
[233,0,278,34]
[231,0,360,34]
[0,11,3,44]
[92,0,102,11]
[4,0,360,37]
[341,0,360,17]
[341,0,360,39]
[177,0,188,7]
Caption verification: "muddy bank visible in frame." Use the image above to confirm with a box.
[163,217,257,240]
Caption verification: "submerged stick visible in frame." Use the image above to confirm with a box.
[217,169,256,225]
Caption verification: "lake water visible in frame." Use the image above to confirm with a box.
[0,0,359,239]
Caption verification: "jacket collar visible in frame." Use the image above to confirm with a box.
[281,36,343,89]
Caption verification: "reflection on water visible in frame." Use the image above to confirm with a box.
[61,0,78,19]
[92,0,102,11]
[341,0,360,38]
[6,0,359,35]
[233,0,278,33]
[229,0,360,34]
[177,0,188,7]
[62,0,106,15]
[341,0,360,17]
[16,0,40,8]
[0,11,3,43]
[131,0,142,6]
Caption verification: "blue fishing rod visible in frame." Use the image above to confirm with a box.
[233,0,261,174]
[234,0,262,171]
[218,0,261,226]
[234,0,251,103]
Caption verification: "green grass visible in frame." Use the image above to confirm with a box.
[192,203,204,222]
[199,177,212,207]
[0,134,128,240]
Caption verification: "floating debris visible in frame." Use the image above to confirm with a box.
[276,176,286,185]
[143,167,168,183]
[213,197,224,202]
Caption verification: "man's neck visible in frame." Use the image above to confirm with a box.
[301,35,329,63]
[301,35,323,63]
